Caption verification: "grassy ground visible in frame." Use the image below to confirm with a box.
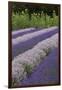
[12,11,59,30]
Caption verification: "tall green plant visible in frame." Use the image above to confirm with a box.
[12,10,59,30]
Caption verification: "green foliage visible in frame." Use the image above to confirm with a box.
[24,64,33,77]
[12,10,59,30]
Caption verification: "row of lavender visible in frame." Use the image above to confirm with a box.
[12,27,58,86]
[12,26,58,45]
[12,26,58,58]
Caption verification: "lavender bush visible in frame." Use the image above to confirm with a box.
[12,33,58,86]
[12,26,58,45]
[12,28,35,35]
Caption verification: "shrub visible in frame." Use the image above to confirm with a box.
[12,33,58,86]
[12,11,59,30]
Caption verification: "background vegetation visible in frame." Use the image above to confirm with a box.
[12,3,59,30]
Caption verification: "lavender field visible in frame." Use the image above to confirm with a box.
[12,26,59,87]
